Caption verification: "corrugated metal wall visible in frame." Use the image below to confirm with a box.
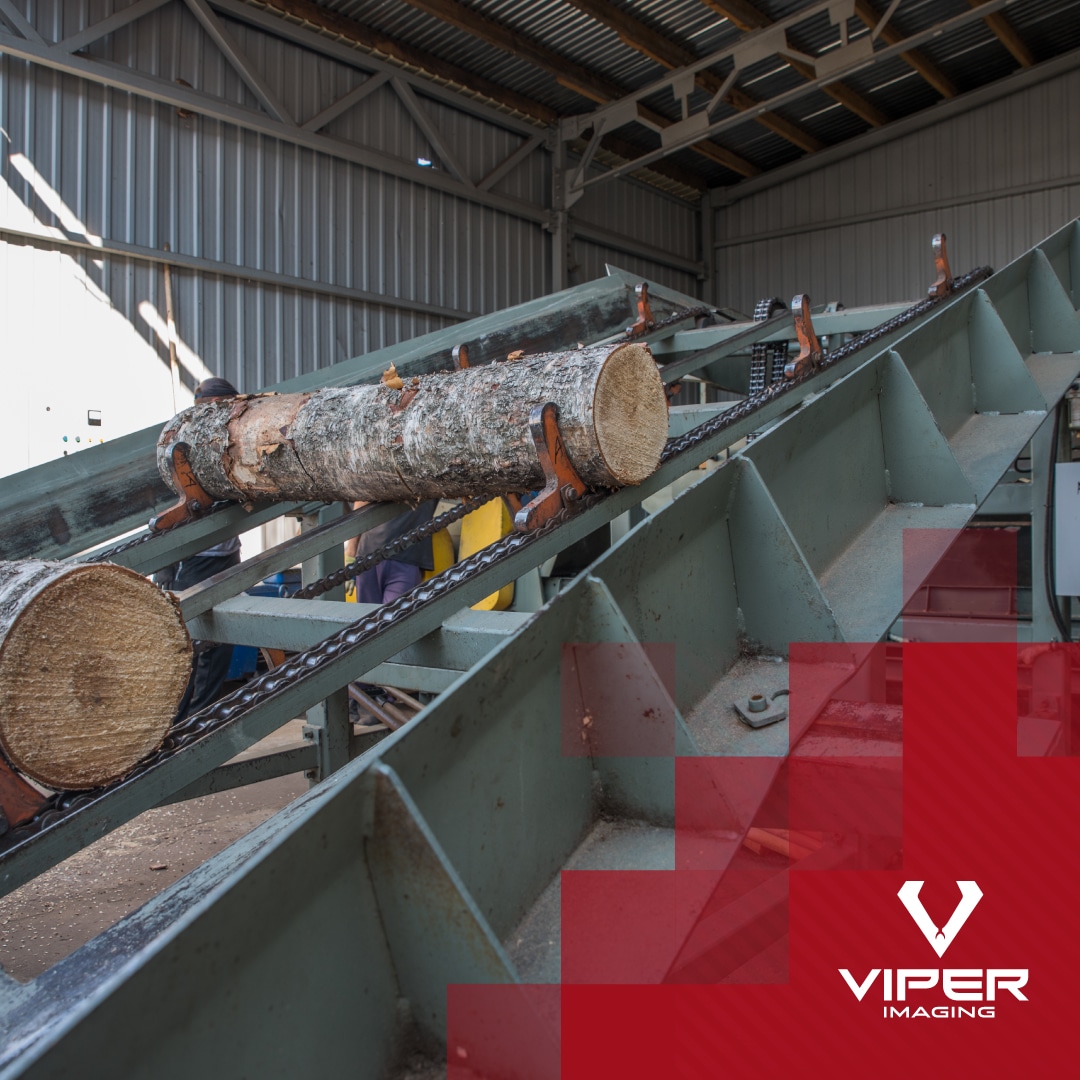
[573,179,702,297]
[0,0,557,399]
[713,65,1080,312]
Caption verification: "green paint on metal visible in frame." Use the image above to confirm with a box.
[726,459,844,653]
[367,765,518,1044]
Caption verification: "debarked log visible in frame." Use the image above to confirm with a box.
[157,343,668,504]
[0,561,192,790]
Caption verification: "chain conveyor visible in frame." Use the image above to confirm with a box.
[0,221,1078,1078]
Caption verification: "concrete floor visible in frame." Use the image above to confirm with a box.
[0,720,310,982]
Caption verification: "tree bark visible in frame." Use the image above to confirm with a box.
[157,343,668,504]
[0,561,192,790]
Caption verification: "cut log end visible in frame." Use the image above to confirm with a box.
[0,563,192,790]
[592,342,669,486]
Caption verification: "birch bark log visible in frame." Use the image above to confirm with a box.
[157,343,668,504]
[0,561,191,790]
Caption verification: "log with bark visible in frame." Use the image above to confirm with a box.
[157,343,668,504]
[0,561,192,790]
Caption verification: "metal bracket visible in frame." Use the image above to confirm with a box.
[149,441,217,532]
[733,691,788,729]
[626,282,655,337]
[783,294,824,379]
[512,402,589,533]
[928,233,953,299]
[0,758,51,837]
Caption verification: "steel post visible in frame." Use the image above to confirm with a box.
[302,504,352,780]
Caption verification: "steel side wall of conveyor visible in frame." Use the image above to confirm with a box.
[3,220,1080,1079]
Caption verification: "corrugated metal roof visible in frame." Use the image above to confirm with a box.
[302,0,1080,198]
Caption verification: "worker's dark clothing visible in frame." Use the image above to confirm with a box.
[157,541,240,720]
[355,501,437,604]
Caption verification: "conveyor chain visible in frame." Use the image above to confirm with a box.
[748,297,789,395]
[0,263,993,853]
[663,264,993,461]
[290,496,489,600]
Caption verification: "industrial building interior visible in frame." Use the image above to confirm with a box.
[1,0,1079,1075]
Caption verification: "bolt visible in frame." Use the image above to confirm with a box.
[747,693,768,713]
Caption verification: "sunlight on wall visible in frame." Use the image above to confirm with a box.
[0,164,197,479]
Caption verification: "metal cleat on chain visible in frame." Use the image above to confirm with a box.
[513,402,589,532]
[149,441,217,532]
[625,282,656,336]
[783,294,824,380]
[928,233,953,299]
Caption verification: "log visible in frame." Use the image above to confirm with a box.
[157,343,669,504]
[0,561,192,790]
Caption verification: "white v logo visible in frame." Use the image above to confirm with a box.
[897,880,983,957]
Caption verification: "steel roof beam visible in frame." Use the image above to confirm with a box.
[564,0,1023,196]
[712,45,1080,206]
[394,0,759,179]
[699,0,888,127]
[566,0,825,155]
[854,0,958,99]
[968,0,1036,68]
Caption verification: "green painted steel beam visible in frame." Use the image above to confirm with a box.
[75,501,311,575]
[648,302,914,357]
[0,270,695,563]
[177,503,401,622]
[187,595,527,658]
[4,222,1080,1078]
[155,744,318,805]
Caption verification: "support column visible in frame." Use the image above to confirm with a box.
[698,191,715,305]
[550,130,570,294]
[300,503,352,782]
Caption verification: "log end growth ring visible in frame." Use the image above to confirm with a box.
[592,341,669,486]
[0,563,192,790]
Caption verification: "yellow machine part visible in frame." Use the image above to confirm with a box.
[458,498,514,611]
[422,528,455,581]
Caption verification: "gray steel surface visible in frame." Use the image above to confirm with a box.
[0,221,1077,1077]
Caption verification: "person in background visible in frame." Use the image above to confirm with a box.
[154,377,242,720]
[345,500,438,604]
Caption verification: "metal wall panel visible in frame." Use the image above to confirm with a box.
[574,177,699,262]
[713,65,1080,312]
[1,0,708,480]
[572,237,700,299]
[0,0,553,404]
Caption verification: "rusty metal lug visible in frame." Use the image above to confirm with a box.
[625,282,656,337]
[783,294,824,380]
[149,442,217,532]
[928,233,953,299]
[513,403,589,532]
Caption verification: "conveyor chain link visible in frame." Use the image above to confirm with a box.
[88,500,235,563]
[748,297,789,396]
[0,265,993,854]
[290,496,489,600]
[662,265,993,462]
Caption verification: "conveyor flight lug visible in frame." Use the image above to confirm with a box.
[783,294,824,379]
[513,402,589,532]
[626,282,655,337]
[149,441,217,532]
[928,233,953,299]
[0,759,51,836]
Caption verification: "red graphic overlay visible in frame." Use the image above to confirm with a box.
[448,529,1079,1077]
